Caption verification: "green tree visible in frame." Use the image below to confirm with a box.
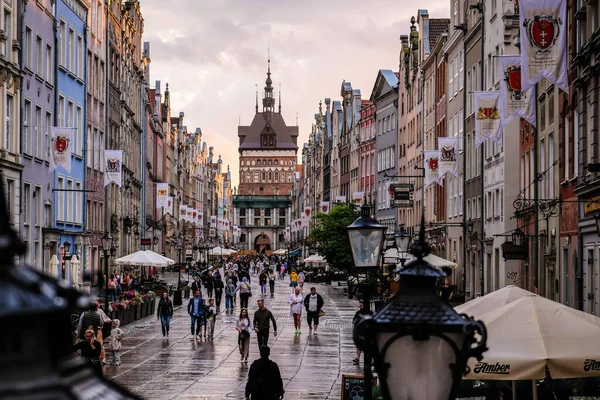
[309,204,359,272]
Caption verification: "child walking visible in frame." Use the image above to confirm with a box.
[106,319,124,365]
[207,298,217,339]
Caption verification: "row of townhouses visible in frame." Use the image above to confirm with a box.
[0,0,232,290]
[293,0,600,315]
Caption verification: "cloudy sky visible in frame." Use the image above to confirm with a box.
[140,0,449,187]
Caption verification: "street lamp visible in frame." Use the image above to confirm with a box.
[173,233,184,306]
[101,232,115,310]
[512,226,525,247]
[347,201,386,400]
[395,226,411,267]
[353,215,488,400]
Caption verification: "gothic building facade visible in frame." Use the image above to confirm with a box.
[233,60,298,254]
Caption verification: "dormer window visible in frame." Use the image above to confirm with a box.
[261,126,276,148]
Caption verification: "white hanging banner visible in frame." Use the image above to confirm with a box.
[438,137,459,177]
[498,55,537,128]
[210,215,217,228]
[186,206,194,223]
[103,150,123,187]
[320,201,330,214]
[192,209,198,226]
[303,206,312,219]
[335,195,346,203]
[156,183,169,208]
[519,0,568,93]
[352,192,364,206]
[49,127,72,172]
[474,91,502,147]
[164,196,173,216]
[424,150,443,188]
[179,204,187,221]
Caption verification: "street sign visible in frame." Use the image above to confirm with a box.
[389,183,414,208]
[341,375,365,400]
[140,238,151,246]
[501,241,528,260]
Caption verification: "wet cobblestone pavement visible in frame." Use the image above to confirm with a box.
[104,271,362,399]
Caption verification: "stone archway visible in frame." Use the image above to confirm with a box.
[254,233,271,254]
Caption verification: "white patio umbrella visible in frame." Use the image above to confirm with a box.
[388,249,458,269]
[114,250,175,267]
[209,246,237,256]
[464,293,600,381]
[49,254,59,279]
[70,255,80,286]
[303,254,326,263]
[455,285,532,317]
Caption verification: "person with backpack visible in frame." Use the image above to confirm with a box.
[225,278,236,313]
[244,346,284,400]
[236,276,252,309]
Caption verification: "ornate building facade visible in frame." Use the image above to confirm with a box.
[233,60,298,253]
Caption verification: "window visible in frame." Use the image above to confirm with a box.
[67,179,73,222]
[58,95,65,126]
[76,181,82,223]
[45,112,52,159]
[23,100,31,155]
[5,95,12,150]
[36,35,43,75]
[23,184,30,225]
[24,27,32,69]
[3,9,11,58]
[35,106,42,158]
[459,50,464,90]
[57,176,65,221]
[548,90,555,125]
[77,35,83,78]
[68,28,75,71]
[77,105,83,155]
[549,133,555,199]
[34,186,41,226]
[46,44,52,84]
[540,139,546,198]
[86,127,93,168]
[60,20,66,66]
[564,115,570,181]
[540,96,546,131]
[449,60,454,99]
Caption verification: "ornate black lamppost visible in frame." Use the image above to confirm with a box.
[353,215,488,400]
[394,226,411,267]
[101,232,116,308]
[347,201,386,400]
[173,233,184,306]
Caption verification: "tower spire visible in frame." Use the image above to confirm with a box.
[278,83,281,113]
[262,50,275,112]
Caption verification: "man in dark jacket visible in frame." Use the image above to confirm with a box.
[77,303,102,340]
[213,274,224,309]
[245,346,284,400]
[191,276,201,294]
[303,287,324,335]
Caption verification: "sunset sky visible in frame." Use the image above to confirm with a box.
[139,0,450,187]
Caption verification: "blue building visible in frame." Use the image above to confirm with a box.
[19,0,56,273]
[54,0,88,286]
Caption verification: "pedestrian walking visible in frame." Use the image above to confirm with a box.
[187,290,206,340]
[352,301,372,364]
[214,275,224,310]
[259,270,267,295]
[268,269,276,297]
[289,286,304,334]
[206,298,217,339]
[105,319,124,365]
[73,327,103,376]
[298,270,305,291]
[304,287,324,335]
[225,278,235,313]
[191,276,201,293]
[279,263,285,280]
[244,346,284,400]
[157,292,174,339]
[236,308,253,363]
[236,276,252,309]
[289,270,298,293]
[107,276,118,302]
[253,296,277,349]
[205,268,214,298]
[440,279,453,303]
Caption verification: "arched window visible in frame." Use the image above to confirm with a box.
[262,172,266,181]
[263,160,267,165]
[275,172,279,181]
[247,173,251,182]
[257,159,260,165]
[268,172,272,181]
[274,160,278,165]
[268,160,272,165]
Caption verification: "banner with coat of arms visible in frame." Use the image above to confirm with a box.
[179,204,187,221]
[163,196,173,216]
[352,192,364,206]
[198,209,204,226]
[335,195,346,203]
[303,206,312,219]
[103,150,123,187]
[519,0,568,93]
[498,55,537,128]
[424,150,443,188]
[156,183,169,208]
[49,127,72,172]
[474,91,502,147]
[192,209,198,226]
[186,207,194,223]
[210,215,217,228]
[438,138,459,178]
[320,201,330,214]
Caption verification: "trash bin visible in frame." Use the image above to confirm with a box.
[173,289,183,306]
